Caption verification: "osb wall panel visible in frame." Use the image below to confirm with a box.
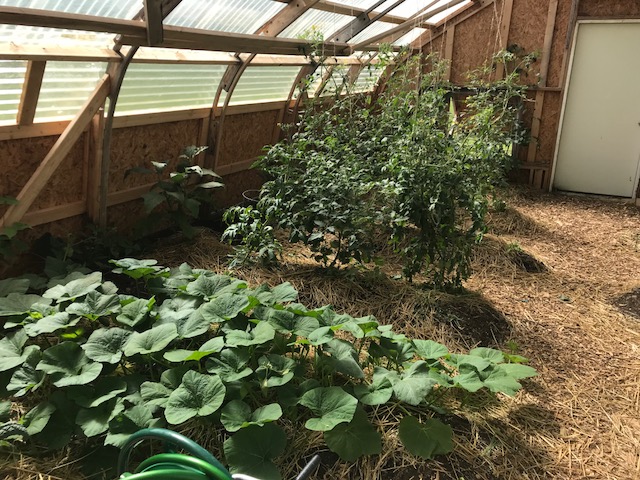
[217,110,280,168]
[507,0,549,82]
[0,134,85,216]
[579,0,640,17]
[535,91,562,163]
[108,120,201,193]
[449,2,502,84]
[107,199,146,232]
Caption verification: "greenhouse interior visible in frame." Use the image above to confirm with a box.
[0,1,639,479]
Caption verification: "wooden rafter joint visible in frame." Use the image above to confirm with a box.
[143,0,164,46]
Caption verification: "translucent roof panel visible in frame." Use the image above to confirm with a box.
[116,64,226,115]
[0,24,116,47]
[393,27,427,46]
[0,60,26,125]
[373,0,426,19]
[278,9,353,40]
[35,62,106,121]
[349,21,396,45]
[165,0,285,34]
[230,66,300,104]
[427,1,473,25]
[352,65,384,92]
[0,0,141,18]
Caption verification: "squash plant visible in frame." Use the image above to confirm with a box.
[0,259,535,479]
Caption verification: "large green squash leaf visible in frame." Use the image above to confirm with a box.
[66,377,127,408]
[299,386,358,431]
[223,424,287,480]
[82,327,132,364]
[225,321,276,347]
[0,330,39,372]
[36,342,103,387]
[163,337,225,363]
[221,400,282,432]
[0,294,51,316]
[165,371,226,425]
[413,339,449,360]
[391,361,438,406]
[66,291,121,320]
[76,399,125,437]
[7,349,45,396]
[205,348,253,382]
[0,278,30,297]
[23,312,80,337]
[324,408,381,461]
[43,272,102,301]
[398,416,453,459]
[116,298,155,327]
[200,293,250,323]
[106,404,161,448]
[255,354,296,388]
[353,368,394,406]
[123,324,178,357]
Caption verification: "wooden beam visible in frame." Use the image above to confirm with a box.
[16,60,46,125]
[256,0,322,36]
[87,109,105,222]
[272,0,408,26]
[444,25,455,81]
[144,0,165,46]
[0,75,110,228]
[494,0,514,80]
[526,0,559,177]
[22,201,85,227]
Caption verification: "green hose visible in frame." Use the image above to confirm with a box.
[117,428,233,480]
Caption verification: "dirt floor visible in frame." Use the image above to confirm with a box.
[2,188,640,479]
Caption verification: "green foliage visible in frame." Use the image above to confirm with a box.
[0,196,30,264]
[0,260,536,475]
[131,146,224,238]
[225,51,532,288]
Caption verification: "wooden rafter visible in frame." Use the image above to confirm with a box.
[144,0,165,45]
[0,75,110,228]
[16,60,46,125]
[494,0,514,79]
[272,0,409,26]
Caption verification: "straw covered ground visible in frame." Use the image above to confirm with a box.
[2,188,639,479]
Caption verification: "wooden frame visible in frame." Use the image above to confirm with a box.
[16,60,46,125]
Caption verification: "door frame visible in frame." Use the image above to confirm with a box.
[549,19,640,200]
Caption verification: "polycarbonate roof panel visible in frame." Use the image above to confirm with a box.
[230,66,300,104]
[373,0,424,18]
[0,0,141,18]
[278,9,353,40]
[393,27,427,45]
[116,63,226,114]
[427,1,473,24]
[165,0,285,34]
[35,61,106,121]
[0,60,26,125]
[349,21,396,45]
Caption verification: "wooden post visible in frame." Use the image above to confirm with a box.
[0,75,110,228]
[16,60,46,125]
[526,0,559,189]
[87,108,105,222]
[494,0,514,80]
[444,25,455,81]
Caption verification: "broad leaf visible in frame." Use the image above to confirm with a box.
[307,326,334,346]
[270,282,298,303]
[0,294,51,316]
[324,339,364,379]
[498,363,537,380]
[324,408,381,461]
[256,307,318,337]
[413,339,449,360]
[353,369,394,406]
[110,258,169,280]
[221,400,283,432]
[481,367,523,396]
[36,342,103,387]
[116,298,155,327]
[447,353,491,372]
[23,401,56,436]
[7,349,45,396]
[224,424,287,480]
[83,327,132,364]
[255,354,296,388]
[0,330,39,372]
[398,416,453,459]
[165,371,226,425]
[299,386,358,431]
[205,348,253,382]
[158,309,211,339]
[200,293,250,323]
[225,321,276,347]
[66,291,121,320]
[66,377,127,408]
[453,370,484,392]
[469,347,505,364]
[43,272,102,301]
[391,361,438,406]
[106,404,160,448]
[123,324,178,357]
[77,399,125,437]
[0,278,30,297]
[163,337,225,363]
[140,381,173,407]
[0,400,10,422]
[24,312,80,337]
[185,274,241,299]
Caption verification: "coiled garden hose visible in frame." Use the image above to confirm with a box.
[117,428,232,480]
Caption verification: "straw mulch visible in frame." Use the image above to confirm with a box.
[2,187,639,479]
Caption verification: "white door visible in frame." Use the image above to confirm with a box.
[553,22,640,197]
